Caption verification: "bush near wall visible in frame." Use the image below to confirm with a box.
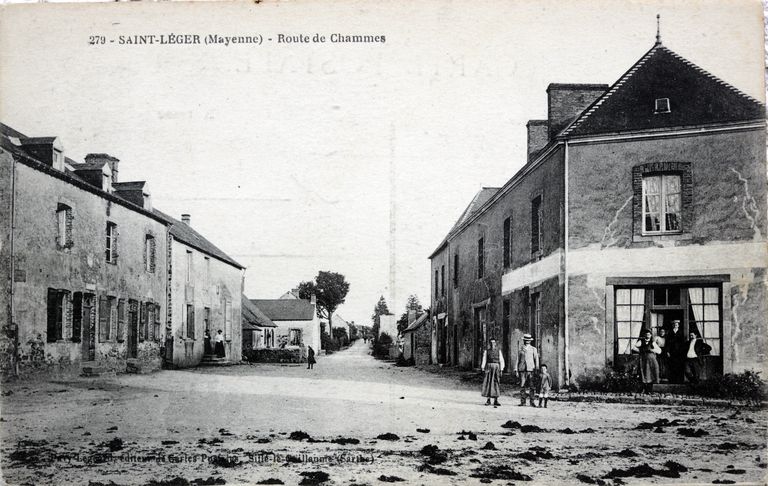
[690,371,767,402]
[243,348,302,364]
[372,333,393,359]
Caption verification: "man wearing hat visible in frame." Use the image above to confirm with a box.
[515,334,539,406]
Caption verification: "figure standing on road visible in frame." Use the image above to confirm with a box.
[684,332,711,384]
[665,320,685,383]
[214,329,226,358]
[481,338,504,407]
[632,329,662,393]
[203,329,213,356]
[307,345,316,370]
[515,334,539,407]
[537,364,551,408]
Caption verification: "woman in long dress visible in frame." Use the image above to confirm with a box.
[307,346,316,370]
[481,338,505,407]
[214,329,226,358]
[203,329,213,356]
[633,329,661,393]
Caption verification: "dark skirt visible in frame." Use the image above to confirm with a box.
[481,363,501,398]
[639,352,659,384]
[308,354,316,365]
[215,341,225,358]
[204,337,213,355]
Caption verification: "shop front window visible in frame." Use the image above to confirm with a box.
[615,288,645,354]
[688,287,721,356]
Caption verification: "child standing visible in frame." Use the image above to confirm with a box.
[537,364,551,408]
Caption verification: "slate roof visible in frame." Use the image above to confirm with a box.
[561,43,765,137]
[152,209,244,269]
[250,299,316,321]
[429,187,499,258]
[402,313,429,333]
[242,295,277,329]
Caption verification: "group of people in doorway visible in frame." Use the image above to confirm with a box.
[480,320,712,404]
[481,333,550,408]
[203,329,227,358]
[634,319,711,393]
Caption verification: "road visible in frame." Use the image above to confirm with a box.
[0,339,766,485]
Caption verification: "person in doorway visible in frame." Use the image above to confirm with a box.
[481,338,505,407]
[516,334,539,407]
[684,332,711,384]
[214,329,226,358]
[537,364,551,408]
[654,328,667,381]
[203,329,213,356]
[665,320,685,384]
[307,345,316,370]
[632,329,662,393]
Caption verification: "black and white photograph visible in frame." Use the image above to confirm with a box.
[0,0,766,484]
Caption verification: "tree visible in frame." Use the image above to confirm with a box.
[298,271,350,334]
[397,294,423,334]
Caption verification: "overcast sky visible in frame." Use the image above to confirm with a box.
[1,0,764,326]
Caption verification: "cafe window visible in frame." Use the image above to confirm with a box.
[688,287,721,356]
[615,288,646,354]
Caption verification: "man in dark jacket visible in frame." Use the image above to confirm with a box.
[664,320,685,383]
[684,332,711,384]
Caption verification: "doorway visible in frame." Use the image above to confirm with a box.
[127,300,138,359]
[81,294,95,361]
[474,306,487,368]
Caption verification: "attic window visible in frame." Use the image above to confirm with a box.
[654,98,671,114]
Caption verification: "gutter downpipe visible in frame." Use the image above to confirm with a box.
[563,140,570,388]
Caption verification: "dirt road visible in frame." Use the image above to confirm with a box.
[1,340,766,485]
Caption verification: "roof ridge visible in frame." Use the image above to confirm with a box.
[560,44,662,137]
[660,46,765,107]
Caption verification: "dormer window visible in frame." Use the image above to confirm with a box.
[52,149,64,171]
[654,97,671,114]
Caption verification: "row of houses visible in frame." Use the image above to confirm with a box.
[0,123,250,376]
[424,35,767,389]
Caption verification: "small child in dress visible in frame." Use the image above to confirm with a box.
[537,364,551,408]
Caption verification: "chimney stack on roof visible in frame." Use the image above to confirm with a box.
[310,293,317,305]
[526,120,549,162]
[85,153,119,184]
[181,214,191,226]
[546,84,608,139]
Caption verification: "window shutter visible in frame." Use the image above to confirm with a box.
[154,304,161,341]
[139,302,146,341]
[46,288,58,343]
[98,295,109,343]
[150,237,156,272]
[113,226,118,261]
[117,299,125,342]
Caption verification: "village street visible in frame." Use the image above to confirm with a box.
[0,340,766,486]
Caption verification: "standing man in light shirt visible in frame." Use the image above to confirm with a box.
[516,334,539,407]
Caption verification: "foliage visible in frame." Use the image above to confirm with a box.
[690,371,767,402]
[575,368,642,393]
[298,271,350,331]
[332,327,349,346]
[243,348,302,363]
[395,355,414,367]
[372,332,393,358]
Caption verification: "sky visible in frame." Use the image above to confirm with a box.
[0,0,764,326]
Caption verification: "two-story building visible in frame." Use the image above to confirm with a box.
[430,36,766,389]
[1,124,169,376]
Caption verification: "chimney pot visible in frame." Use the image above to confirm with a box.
[181,214,191,226]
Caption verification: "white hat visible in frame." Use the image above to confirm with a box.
[523,333,533,341]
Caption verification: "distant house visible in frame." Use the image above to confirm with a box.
[153,211,244,368]
[402,312,431,365]
[251,296,321,354]
[242,295,276,351]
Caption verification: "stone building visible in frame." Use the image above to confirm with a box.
[153,211,244,368]
[401,312,430,365]
[429,37,766,389]
[0,123,168,375]
[251,296,321,356]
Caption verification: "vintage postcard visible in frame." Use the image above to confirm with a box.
[0,0,766,484]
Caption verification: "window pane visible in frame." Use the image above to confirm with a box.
[665,211,680,231]
[667,288,680,305]
[703,305,720,321]
[704,321,720,339]
[663,175,680,194]
[630,305,644,321]
[616,289,630,304]
[617,321,631,339]
[616,306,631,322]
[645,194,661,212]
[643,176,661,194]
[630,321,643,338]
[618,339,633,355]
[688,288,703,304]
[703,288,719,304]
[707,339,721,356]
[645,214,661,232]
[631,288,645,304]
[653,288,666,305]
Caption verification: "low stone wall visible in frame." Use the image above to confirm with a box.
[243,347,303,363]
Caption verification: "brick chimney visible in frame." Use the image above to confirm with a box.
[526,120,549,162]
[546,84,608,139]
[310,293,317,305]
[85,153,119,183]
[181,214,191,226]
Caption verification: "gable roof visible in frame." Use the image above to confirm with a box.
[429,187,499,258]
[153,209,244,269]
[402,312,429,333]
[250,298,316,321]
[561,43,765,137]
[242,295,277,329]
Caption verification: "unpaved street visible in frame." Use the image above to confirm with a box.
[1,340,766,485]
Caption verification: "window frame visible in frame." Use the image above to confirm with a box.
[144,234,156,273]
[105,222,118,264]
[477,236,484,279]
[56,203,73,250]
[632,162,692,239]
[531,195,542,255]
[453,253,459,288]
[502,216,512,268]
[641,173,682,235]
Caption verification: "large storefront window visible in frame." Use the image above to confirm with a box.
[615,289,645,355]
[688,287,721,356]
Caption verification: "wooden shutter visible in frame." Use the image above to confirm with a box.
[117,299,125,342]
[139,302,146,341]
[154,304,161,341]
[46,288,58,343]
[98,295,109,343]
